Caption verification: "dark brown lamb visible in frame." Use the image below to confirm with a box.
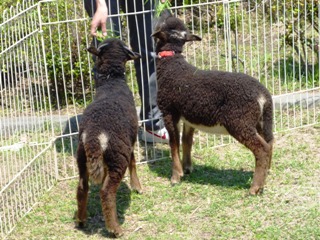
[75,38,142,237]
[152,11,274,195]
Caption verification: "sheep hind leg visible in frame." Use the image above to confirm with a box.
[262,103,274,172]
[257,119,274,172]
[268,140,273,170]
[235,130,270,195]
[129,152,142,193]
[76,143,89,228]
[257,134,274,173]
[100,170,125,238]
[182,123,195,174]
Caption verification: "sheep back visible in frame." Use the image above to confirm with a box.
[156,56,272,132]
[78,79,138,183]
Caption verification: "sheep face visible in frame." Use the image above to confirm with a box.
[87,38,140,72]
[152,10,201,53]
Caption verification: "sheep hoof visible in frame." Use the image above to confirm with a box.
[76,221,86,228]
[249,186,264,195]
[75,212,87,228]
[183,166,193,174]
[132,187,143,194]
[130,181,142,194]
[111,228,124,238]
[170,176,181,186]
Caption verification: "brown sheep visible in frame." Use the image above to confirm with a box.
[152,11,274,195]
[75,38,142,237]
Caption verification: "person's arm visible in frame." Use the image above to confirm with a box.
[90,0,108,36]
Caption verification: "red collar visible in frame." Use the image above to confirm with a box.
[158,51,175,58]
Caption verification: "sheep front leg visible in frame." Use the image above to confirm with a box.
[100,170,125,238]
[129,152,142,193]
[182,123,195,174]
[163,114,183,185]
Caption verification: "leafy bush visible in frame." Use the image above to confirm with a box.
[0,0,14,21]
[176,0,241,33]
[40,0,93,108]
[259,0,319,65]
[1,0,93,109]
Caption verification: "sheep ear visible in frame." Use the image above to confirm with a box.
[155,9,172,26]
[87,46,100,56]
[124,46,141,60]
[98,42,110,50]
[151,30,165,40]
[186,34,202,42]
[159,9,173,19]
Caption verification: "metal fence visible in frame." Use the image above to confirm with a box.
[1,0,319,237]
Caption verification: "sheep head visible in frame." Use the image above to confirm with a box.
[87,39,140,87]
[87,38,140,71]
[151,10,201,53]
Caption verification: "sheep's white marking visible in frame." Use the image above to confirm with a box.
[257,95,266,113]
[257,95,266,129]
[98,132,109,151]
[181,117,229,135]
[180,31,187,38]
[102,174,110,189]
[82,131,87,144]
[172,30,187,39]
[259,120,264,129]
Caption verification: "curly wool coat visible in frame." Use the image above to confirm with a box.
[152,10,274,195]
[78,73,138,182]
[76,39,141,238]
[156,57,273,143]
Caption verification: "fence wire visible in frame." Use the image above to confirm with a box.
[1,0,319,238]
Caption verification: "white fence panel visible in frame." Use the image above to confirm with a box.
[0,0,319,238]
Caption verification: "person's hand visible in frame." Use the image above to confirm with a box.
[90,0,108,37]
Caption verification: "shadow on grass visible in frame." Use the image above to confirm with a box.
[147,157,252,189]
[75,182,132,238]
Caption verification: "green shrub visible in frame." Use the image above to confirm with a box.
[40,0,93,108]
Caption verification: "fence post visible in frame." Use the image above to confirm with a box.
[223,0,233,72]
[37,0,59,180]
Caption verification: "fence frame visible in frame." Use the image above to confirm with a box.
[1,0,319,238]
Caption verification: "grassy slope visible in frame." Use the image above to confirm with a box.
[8,126,320,240]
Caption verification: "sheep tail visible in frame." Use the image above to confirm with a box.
[262,99,274,145]
[84,138,106,185]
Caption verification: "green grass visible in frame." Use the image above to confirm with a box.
[7,125,320,239]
